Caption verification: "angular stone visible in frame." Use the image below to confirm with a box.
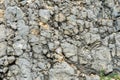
[92,46,111,61]
[0,9,4,18]
[17,20,29,36]
[5,6,24,21]
[49,62,76,80]
[0,25,6,42]
[61,42,77,57]
[48,42,55,51]
[67,15,77,25]
[16,58,32,80]
[55,13,66,22]
[84,33,100,44]
[0,42,7,57]
[29,34,39,42]
[32,45,42,54]
[55,47,62,54]
[39,9,51,22]
[9,65,20,75]
[7,56,15,64]
[40,30,51,38]
[91,46,112,73]
[85,74,100,80]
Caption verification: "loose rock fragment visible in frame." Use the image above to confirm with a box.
[39,9,51,22]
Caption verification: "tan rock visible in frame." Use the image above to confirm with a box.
[0,9,4,18]
[55,13,66,22]
[0,0,4,4]
[39,22,49,30]
[30,28,40,35]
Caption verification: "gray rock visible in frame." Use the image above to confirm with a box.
[87,10,96,20]
[0,25,6,41]
[9,65,20,75]
[7,56,15,64]
[55,47,62,54]
[0,56,7,66]
[85,74,100,80]
[84,33,100,44]
[5,6,24,21]
[40,30,51,38]
[14,49,23,56]
[13,39,27,50]
[49,62,76,80]
[39,9,51,22]
[29,34,39,42]
[48,42,55,51]
[32,45,42,54]
[0,42,7,57]
[39,36,47,44]
[16,58,32,80]
[17,20,29,36]
[91,46,112,73]
[61,42,77,57]
[67,15,77,25]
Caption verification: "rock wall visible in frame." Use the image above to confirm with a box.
[0,0,120,80]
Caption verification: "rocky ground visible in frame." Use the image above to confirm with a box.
[0,0,120,80]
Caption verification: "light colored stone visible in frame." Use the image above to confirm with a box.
[17,20,29,36]
[67,15,77,25]
[0,9,4,18]
[40,30,51,38]
[39,22,49,30]
[7,56,15,64]
[84,33,100,44]
[61,42,77,57]
[5,6,24,21]
[0,0,4,3]
[9,65,20,75]
[0,25,6,41]
[85,74,100,80]
[55,47,62,54]
[49,62,76,80]
[29,34,39,42]
[16,58,32,80]
[48,42,55,51]
[91,46,112,73]
[32,45,42,54]
[0,42,7,57]
[30,28,40,35]
[39,9,51,22]
[55,13,66,22]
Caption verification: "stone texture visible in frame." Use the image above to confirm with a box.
[61,42,77,57]
[2,0,120,80]
[0,42,7,57]
[39,9,51,23]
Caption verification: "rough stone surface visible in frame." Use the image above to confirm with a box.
[1,0,120,80]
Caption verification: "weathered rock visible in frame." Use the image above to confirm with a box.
[85,74,100,80]
[5,6,24,21]
[49,62,76,80]
[32,45,42,54]
[17,20,29,36]
[84,33,100,44]
[7,56,15,64]
[16,58,32,80]
[61,42,77,57]
[55,13,66,22]
[0,25,6,41]
[91,46,112,73]
[39,9,51,22]
[0,42,7,57]
[9,65,20,75]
